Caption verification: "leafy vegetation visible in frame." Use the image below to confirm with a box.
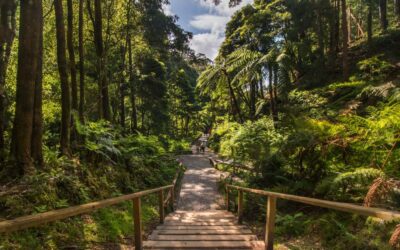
[1,0,400,248]
[200,0,400,248]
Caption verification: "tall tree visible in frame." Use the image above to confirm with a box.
[341,0,349,80]
[67,0,78,112]
[379,0,388,31]
[0,1,16,161]
[89,0,111,121]
[31,4,44,167]
[128,30,138,131]
[54,0,71,156]
[367,0,373,45]
[12,0,42,174]
[78,0,85,122]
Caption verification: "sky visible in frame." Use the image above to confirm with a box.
[163,0,253,60]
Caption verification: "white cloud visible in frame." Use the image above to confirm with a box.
[197,0,252,16]
[189,0,253,60]
[162,3,174,16]
[189,14,229,34]
[190,33,225,59]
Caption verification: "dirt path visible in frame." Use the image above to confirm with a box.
[177,149,224,211]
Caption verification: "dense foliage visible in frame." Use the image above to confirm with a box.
[1,0,400,248]
[0,0,195,248]
[200,0,400,248]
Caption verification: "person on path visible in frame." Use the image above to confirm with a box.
[200,140,206,153]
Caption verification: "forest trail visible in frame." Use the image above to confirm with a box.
[143,149,265,249]
[176,149,224,210]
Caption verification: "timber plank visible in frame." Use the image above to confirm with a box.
[163,221,237,226]
[156,225,247,230]
[148,234,257,241]
[143,240,265,249]
[156,229,253,235]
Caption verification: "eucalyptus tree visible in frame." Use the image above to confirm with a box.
[0,0,16,161]
[54,0,71,156]
[12,0,43,174]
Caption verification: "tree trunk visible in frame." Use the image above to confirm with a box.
[78,0,85,123]
[93,0,111,121]
[273,66,279,121]
[249,81,256,120]
[329,0,340,63]
[396,0,400,24]
[316,6,325,63]
[223,69,243,123]
[31,6,43,167]
[259,80,264,98]
[54,0,71,156]
[119,46,126,128]
[67,0,78,112]
[341,0,349,80]
[268,67,278,125]
[127,26,138,132]
[12,0,42,175]
[379,0,388,31]
[0,1,16,162]
[367,1,373,45]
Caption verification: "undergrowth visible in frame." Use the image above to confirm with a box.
[0,121,188,249]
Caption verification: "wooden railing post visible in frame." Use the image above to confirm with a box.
[170,186,175,211]
[159,190,164,224]
[238,190,243,224]
[265,196,277,250]
[225,185,229,211]
[133,197,143,250]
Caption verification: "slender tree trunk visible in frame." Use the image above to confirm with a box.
[396,0,400,24]
[54,0,71,156]
[67,0,78,112]
[250,81,256,120]
[31,6,43,167]
[341,0,349,80]
[273,66,279,119]
[223,69,243,123]
[347,8,351,43]
[259,80,264,98]
[268,67,278,125]
[93,0,111,121]
[127,26,138,132]
[379,0,388,31]
[12,0,42,175]
[316,6,325,63]
[119,46,126,128]
[367,1,373,45]
[0,1,16,162]
[78,0,85,122]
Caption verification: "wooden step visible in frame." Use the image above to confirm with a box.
[172,210,231,215]
[156,225,247,230]
[156,229,253,235]
[144,210,261,249]
[167,215,235,220]
[165,218,236,222]
[149,234,258,241]
[143,240,265,249]
[163,221,237,226]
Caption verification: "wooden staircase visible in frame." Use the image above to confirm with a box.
[144,210,264,249]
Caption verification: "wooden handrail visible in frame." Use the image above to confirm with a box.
[209,157,253,172]
[226,184,400,250]
[0,162,183,250]
[0,185,173,234]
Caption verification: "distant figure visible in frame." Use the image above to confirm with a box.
[200,140,206,153]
